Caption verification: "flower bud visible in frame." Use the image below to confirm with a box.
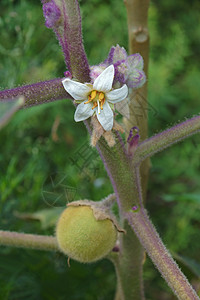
[56,202,119,263]
[42,0,61,29]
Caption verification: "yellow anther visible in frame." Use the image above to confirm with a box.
[91,90,97,100]
[99,92,105,101]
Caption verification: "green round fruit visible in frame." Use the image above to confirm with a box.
[56,205,117,263]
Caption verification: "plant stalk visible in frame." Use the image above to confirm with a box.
[0,230,59,252]
[95,137,145,300]
[126,209,200,300]
[134,115,200,163]
[0,78,72,107]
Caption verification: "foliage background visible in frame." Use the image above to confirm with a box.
[0,0,200,299]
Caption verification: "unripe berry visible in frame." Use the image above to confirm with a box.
[56,205,117,263]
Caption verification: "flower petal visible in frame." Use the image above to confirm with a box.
[126,70,146,88]
[93,65,114,92]
[127,54,144,70]
[74,102,94,122]
[96,101,113,131]
[62,78,91,101]
[107,45,127,64]
[106,84,128,103]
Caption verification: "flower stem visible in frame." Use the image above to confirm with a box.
[0,230,59,252]
[126,209,200,300]
[134,115,200,164]
[0,78,72,107]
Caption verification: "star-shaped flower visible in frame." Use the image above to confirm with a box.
[62,65,128,131]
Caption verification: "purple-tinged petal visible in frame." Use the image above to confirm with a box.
[93,65,114,92]
[126,70,146,88]
[114,61,128,84]
[106,85,128,104]
[74,102,94,122]
[110,45,127,64]
[107,46,116,64]
[42,0,61,28]
[62,78,91,100]
[127,54,144,70]
[96,101,113,131]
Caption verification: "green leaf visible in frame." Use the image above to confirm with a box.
[0,97,24,130]
[15,207,65,230]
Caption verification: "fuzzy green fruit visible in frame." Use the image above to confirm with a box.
[56,205,117,263]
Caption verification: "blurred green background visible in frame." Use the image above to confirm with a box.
[0,0,200,299]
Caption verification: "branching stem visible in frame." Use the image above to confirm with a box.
[134,115,200,164]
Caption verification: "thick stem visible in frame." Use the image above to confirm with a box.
[117,221,145,300]
[95,138,145,300]
[126,209,199,300]
[0,230,59,252]
[61,0,90,82]
[0,78,72,107]
[134,115,200,164]
[106,2,150,298]
[124,0,150,200]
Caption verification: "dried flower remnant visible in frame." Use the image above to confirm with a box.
[90,116,124,147]
[62,65,128,131]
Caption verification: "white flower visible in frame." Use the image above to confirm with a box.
[62,65,128,131]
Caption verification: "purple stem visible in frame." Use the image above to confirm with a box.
[44,0,90,83]
[134,115,200,163]
[0,78,72,107]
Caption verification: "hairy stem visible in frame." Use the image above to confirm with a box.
[95,138,144,300]
[126,209,199,300]
[134,115,200,164]
[0,230,59,252]
[61,0,90,82]
[0,78,72,107]
[114,222,145,300]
